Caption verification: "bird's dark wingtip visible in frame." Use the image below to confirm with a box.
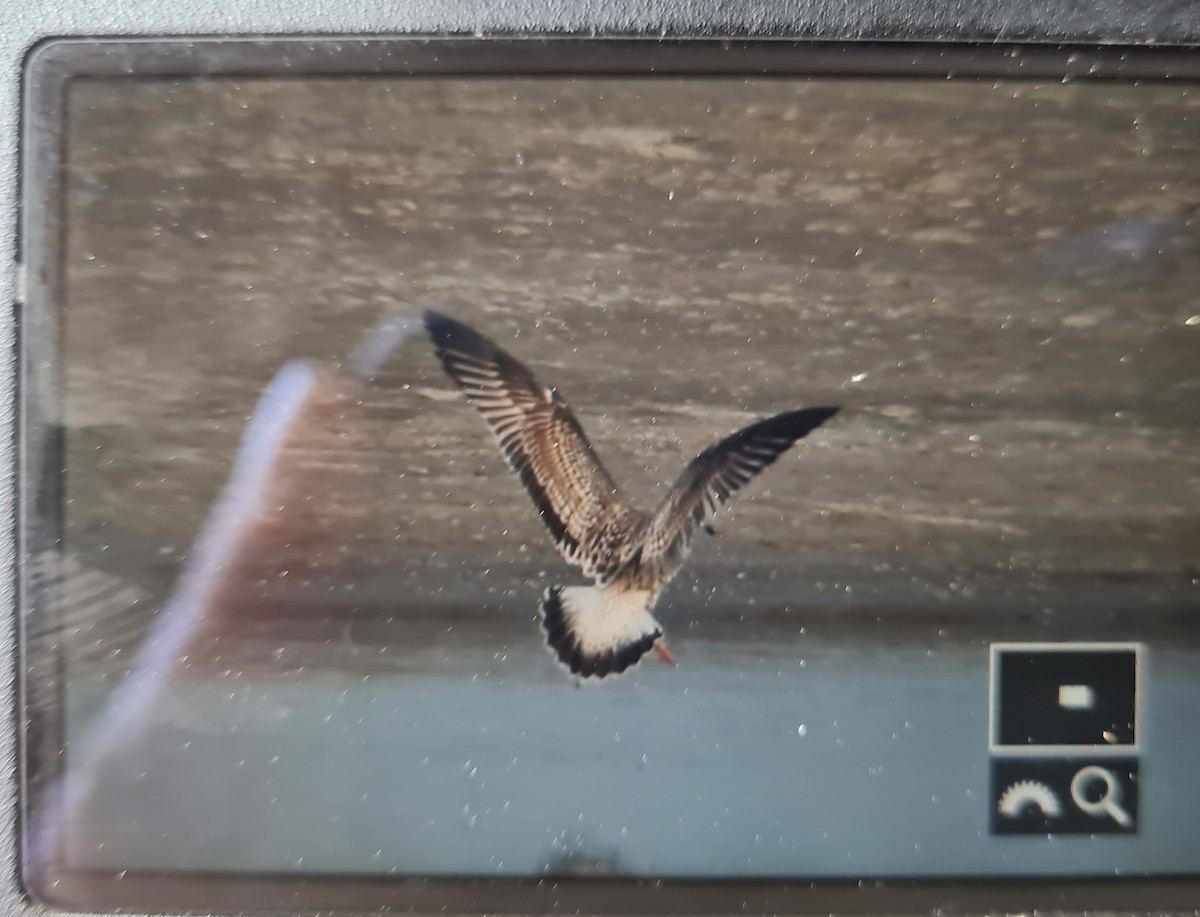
[420,307,455,337]
[760,405,841,441]
[420,309,500,361]
[811,405,840,423]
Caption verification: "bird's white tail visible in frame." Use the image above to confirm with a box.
[540,584,663,679]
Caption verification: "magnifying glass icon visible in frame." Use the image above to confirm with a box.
[1070,765,1133,828]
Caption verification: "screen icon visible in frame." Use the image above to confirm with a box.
[1071,765,1134,828]
[991,758,1139,835]
[996,779,1062,820]
[989,643,1141,754]
[1057,684,1095,710]
[988,643,1144,836]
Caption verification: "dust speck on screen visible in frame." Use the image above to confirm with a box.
[20,55,1200,912]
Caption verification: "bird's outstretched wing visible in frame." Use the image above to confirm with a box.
[423,310,623,572]
[643,407,839,563]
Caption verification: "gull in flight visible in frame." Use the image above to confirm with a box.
[423,311,838,680]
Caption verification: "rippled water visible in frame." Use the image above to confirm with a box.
[57,617,1200,880]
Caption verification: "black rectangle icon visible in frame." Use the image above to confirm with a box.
[991,758,1139,835]
[989,643,1141,753]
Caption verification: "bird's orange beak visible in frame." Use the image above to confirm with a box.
[654,639,677,667]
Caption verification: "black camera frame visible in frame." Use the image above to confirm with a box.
[10,20,1200,917]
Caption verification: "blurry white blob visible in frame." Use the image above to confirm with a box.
[1057,683,1096,710]
[1033,205,1198,280]
[29,311,416,871]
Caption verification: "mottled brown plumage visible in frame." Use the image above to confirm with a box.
[423,310,838,679]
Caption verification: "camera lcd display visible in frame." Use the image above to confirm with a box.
[21,42,1200,912]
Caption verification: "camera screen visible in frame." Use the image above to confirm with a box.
[23,61,1200,905]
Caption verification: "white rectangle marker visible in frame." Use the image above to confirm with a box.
[1058,684,1096,710]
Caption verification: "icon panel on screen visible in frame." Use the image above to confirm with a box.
[988,643,1143,836]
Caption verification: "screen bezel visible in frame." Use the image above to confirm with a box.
[19,35,1200,915]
